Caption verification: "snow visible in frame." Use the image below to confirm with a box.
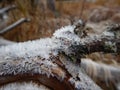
[0,38,54,60]
[0,24,112,63]
[59,54,101,90]
[0,24,105,90]
[0,25,80,61]
[53,25,80,42]
[0,82,50,90]
[102,31,115,38]
[0,25,80,80]
[0,57,56,77]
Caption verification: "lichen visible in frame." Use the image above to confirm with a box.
[0,25,81,80]
[1,22,116,89]
[104,41,117,53]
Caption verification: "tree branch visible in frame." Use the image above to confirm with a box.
[0,18,30,34]
[0,21,119,90]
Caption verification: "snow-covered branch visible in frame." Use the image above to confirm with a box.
[0,21,119,90]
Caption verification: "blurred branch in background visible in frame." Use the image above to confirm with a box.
[0,5,16,30]
[0,18,30,35]
[0,5,30,46]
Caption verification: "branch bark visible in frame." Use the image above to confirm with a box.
[0,22,119,90]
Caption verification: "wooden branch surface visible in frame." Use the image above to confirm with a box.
[0,21,119,90]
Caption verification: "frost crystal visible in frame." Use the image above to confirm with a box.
[0,82,50,90]
[59,55,101,90]
[0,25,80,79]
[0,24,102,89]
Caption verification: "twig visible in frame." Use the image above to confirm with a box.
[0,18,30,34]
[80,0,86,19]
[0,5,16,15]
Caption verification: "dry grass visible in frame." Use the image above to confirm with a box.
[1,0,90,42]
[1,0,120,42]
[3,0,57,41]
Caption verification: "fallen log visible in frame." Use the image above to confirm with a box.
[0,21,119,90]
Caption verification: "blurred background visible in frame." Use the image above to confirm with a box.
[0,0,120,41]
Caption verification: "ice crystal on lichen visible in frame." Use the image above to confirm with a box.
[0,23,106,90]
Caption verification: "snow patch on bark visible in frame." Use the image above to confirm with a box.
[0,81,50,90]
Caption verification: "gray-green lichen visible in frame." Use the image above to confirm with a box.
[1,20,119,90]
[104,41,117,53]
